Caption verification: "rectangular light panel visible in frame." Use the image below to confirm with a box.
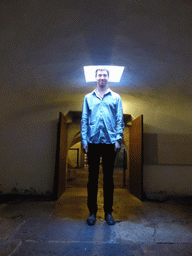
[84,65,124,82]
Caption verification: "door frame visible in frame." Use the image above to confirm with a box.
[54,112,143,201]
[129,115,143,200]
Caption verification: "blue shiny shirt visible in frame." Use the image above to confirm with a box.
[81,88,124,147]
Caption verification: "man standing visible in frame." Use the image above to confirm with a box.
[81,69,124,225]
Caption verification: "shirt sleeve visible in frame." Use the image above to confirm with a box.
[116,96,124,143]
[81,96,89,147]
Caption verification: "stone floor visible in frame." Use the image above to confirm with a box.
[0,169,192,255]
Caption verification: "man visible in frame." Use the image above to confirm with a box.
[81,68,124,225]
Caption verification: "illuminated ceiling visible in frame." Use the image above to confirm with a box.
[0,0,191,120]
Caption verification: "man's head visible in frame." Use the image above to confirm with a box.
[95,69,109,77]
[95,69,109,88]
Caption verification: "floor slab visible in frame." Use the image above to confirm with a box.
[11,241,145,256]
[0,173,192,255]
[142,243,192,256]
[11,218,113,243]
[0,239,21,256]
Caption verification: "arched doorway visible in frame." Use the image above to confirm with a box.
[54,111,143,200]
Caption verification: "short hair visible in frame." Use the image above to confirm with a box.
[95,69,109,77]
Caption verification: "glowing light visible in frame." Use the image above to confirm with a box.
[83,65,124,82]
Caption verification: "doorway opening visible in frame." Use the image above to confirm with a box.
[67,140,127,190]
[54,111,143,201]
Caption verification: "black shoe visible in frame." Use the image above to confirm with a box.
[105,213,115,225]
[87,213,96,225]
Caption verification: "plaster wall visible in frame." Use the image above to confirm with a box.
[143,165,192,197]
[0,109,59,195]
[123,95,192,197]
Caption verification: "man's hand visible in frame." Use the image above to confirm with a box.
[82,145,88,154]
[115,141,121,152]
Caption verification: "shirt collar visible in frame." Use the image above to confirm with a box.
[92,88,112,96]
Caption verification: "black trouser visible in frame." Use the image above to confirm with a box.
[87,143,116,214]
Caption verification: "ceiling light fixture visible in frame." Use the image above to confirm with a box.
[83,65,124,83]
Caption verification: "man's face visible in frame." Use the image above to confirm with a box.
[96,70,109,88]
